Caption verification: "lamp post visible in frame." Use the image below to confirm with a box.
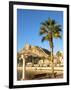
[21,55,25,80]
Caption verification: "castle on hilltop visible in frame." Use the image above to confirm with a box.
[17,44,63,67]
[17,44,51,67]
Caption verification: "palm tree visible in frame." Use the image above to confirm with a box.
[39,17,62,77]
[56,51,63,65]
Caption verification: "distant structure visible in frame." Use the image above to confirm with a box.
[17,44,51,66]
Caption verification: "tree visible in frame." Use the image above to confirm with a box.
[39,17,62,77]
[56,51,63,65]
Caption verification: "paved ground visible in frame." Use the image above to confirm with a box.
[25,67,63,80]
[17,66,63,80]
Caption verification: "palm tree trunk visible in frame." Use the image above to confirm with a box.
[51,46,54,78]
[50,38,54,78]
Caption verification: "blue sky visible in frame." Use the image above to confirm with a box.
[17,9,63,53]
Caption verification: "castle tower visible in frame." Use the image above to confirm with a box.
[24,44,31,50]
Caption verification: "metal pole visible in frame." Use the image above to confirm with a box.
[21,55,25,80]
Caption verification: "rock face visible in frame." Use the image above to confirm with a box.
[17,44,51,66]
[18,44,50,57]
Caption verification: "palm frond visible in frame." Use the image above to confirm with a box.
[41,37,46,42]
[39,26,48,35]
[53,32,62,39]
[58,34,62,39]
[41,35,50,42]
[51,20,56,25]
[41,22,47,26]
[54,24,62,31]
